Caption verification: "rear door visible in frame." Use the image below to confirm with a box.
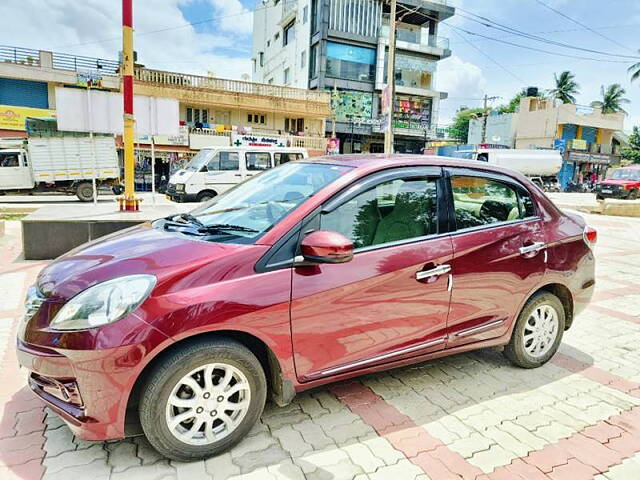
[444,169,546,347]
[290,167,454,382]
[203,150,241,194]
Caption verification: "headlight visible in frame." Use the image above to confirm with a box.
[51,275,156,331]
[176,183,185,192]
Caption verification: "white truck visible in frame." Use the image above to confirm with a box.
[0,136,120,202]
[451,148,562,191]
[166,146,308,202]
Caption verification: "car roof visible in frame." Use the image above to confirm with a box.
[304,154,532,179]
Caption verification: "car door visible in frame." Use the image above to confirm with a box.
[203,150,241,194]
[0,151,33,189]
[444,169,546,347]
[290,167,454,382]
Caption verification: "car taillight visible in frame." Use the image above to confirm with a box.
[584,226,597,246]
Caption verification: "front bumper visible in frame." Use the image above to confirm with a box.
[596,186,629,199]
[165,183,197,202]
[16,310,170,441]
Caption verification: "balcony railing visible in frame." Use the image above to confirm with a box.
[0,45,40,66]
[135,68,331,104]
[380,26,449,50]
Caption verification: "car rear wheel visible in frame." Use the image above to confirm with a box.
[504,292,565,369]
[139,339,267,461]
[629,190,638,200]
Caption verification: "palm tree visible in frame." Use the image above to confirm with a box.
[548,71,579,104]
[628,50,640,82]
[591,84,630,114]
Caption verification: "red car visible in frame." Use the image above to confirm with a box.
[596,165,640,200]
[18,155,596,461]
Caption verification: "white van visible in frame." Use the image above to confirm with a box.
[166,146,308,202]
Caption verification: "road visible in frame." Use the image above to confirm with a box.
[1,213,640,479]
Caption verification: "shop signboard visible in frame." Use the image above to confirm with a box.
[571,138,587,151]
[567,152,611,165]
[553,138,567,154]
[0,105,55,131]
[76,70,104,89]
[231,134,287,148]
[394,96,432,131]
[331,91,373,122]
[136,125,189,146]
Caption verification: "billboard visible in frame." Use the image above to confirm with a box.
[55,87,179,136]
[0,105,55,131]
[331,91,373,121]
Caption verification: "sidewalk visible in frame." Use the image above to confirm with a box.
[1,213,640,479]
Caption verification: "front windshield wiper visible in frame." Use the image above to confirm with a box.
[164,213,205,227]
[198,223,259,234]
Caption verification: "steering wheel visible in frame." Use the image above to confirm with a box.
[266,201,287,224]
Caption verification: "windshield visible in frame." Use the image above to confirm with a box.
[610,168,640,181]
[159,162,352,244]
[185,149,216,171]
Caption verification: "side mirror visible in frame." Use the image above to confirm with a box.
[300,230,353,264]
[200,165,208,173]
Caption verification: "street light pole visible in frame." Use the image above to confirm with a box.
[383,0,397,154]
[120,0,139,211]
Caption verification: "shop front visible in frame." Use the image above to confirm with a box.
[563,151,617,187]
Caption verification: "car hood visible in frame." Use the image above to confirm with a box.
[600,179,637,186]
[37,223,268,301]
[169,169,194,184]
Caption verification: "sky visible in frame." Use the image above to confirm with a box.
[1,0,639,130]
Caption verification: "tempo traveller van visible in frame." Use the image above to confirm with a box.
[166,146,308,202]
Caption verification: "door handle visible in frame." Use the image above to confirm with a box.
[416,264,451,281]
[519,242,546,256]
[234,174,242,177]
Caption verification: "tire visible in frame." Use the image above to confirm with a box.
[596,194,604,201]
[112,185,124,195]
[197,191,216,202]
[503,292,566,369]
[629,190,638,200]
[139,339,267,462]
[75,182,94,202]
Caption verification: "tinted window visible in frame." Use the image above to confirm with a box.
[0,153,19,167]
[206,152,239,171]
[451,176,523,229]
[518,188,536,218]
[321,177,438,249]
[275,153,304,165]
[246,152,271,171]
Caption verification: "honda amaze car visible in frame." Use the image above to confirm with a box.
[17,155,596,461]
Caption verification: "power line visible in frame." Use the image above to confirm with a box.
[532,0,637,53]
[454,11,640,60]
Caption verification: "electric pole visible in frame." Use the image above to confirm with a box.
[120,0,139,211]
[383,0,397,154]
[481,94,500,144]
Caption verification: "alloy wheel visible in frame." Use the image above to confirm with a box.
[165,363,251,446]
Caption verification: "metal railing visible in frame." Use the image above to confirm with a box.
[0,45,41,67]
[135,68,331,104]
[380,27,449,50]
[52,51,119,75]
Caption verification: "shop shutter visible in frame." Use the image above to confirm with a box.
[0,78,49,109]
[561,124,577,140]
[581,126,597,144]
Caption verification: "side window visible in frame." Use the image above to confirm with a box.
[320,177,438,249]
[0,153,20,167]
[246,152,272,171]
[518,188,536,218]
[206,152,239,171]
[451,176,524,230]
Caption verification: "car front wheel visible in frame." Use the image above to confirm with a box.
[139,339,267,461]
[504,292,565,368]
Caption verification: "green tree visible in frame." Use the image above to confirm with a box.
[629,51,640,83]
[621,126,640,164]
[449,108,486,143]
[591,84,630,114]
[548,71,579,104]
[498,89,526,113]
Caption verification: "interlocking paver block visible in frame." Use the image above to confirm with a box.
[42,444,107,475]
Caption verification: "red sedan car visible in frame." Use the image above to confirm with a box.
[18,155,596,461]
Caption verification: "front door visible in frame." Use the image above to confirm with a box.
[290,169,453,381]
[444,171,547,347]
[0,151,32,189]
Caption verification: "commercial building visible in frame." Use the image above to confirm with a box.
[468,96,626,187]
[252,0,455,153]
[0,44,331,191]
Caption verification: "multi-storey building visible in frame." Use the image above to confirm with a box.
[253,0,455,153]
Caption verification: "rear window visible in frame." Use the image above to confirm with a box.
[451,176,531,229]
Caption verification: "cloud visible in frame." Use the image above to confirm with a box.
[208,0,253,35]
[0,0,252,80]
[435,55,488,123]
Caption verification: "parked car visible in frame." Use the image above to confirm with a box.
[17,155,596,461]
[595,165,640,200]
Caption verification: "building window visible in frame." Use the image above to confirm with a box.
[384,51,436,89]
[284,67,291,84]
[285,118,304,133]
[267,39,271,47]
[303,5,308,23]
[259,51,264,67]
[300,50,306,68]
[283,20,295,46]
[186,107,209,125]
[309,43,318,79]
[326,41,375,82]
[328,0,382,38]
[268,78,274,84]
[247,113,266,125]
[275,32,280,41]
[311,0,319,34]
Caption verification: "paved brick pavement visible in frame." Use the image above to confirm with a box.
[1,210,640,480]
